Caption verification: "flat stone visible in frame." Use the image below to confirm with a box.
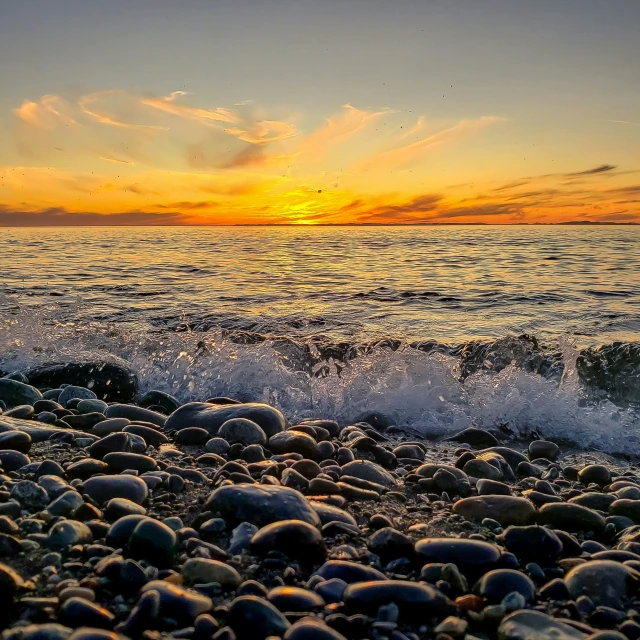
[313,560,386,584]
[181,558,242,589]
[140,580,212,621]
[105,404,166,428]
[538,503,606,533]
[83,475,149,505]
[0,379,42,408]
[0,431,31,453]
[476,568,536,603]
[453,496,535,526]
[47,520,93,548]
[103,452,157,473]
[227,595,291,640]
[219,418,267,446]
[128,518,177,569]
[165,402,286,438]
[204,484,321,528]
[415,538,502,580]
[341,460,396,487]
[529,440,560,461]
[58,385,98,407]
[499,610,588,639]
[251,520,326,561]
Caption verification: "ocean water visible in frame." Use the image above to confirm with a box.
[1,225,639,452]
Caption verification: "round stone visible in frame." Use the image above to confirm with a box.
[58,385,97,407]
[529,440,560,461]
[83,475,149,505]
[103,452,157,473]
[128,518,177,569]
[0,450,30,471]
[89,433,133,460]
[499,610,590,640]
[267,586,325,612]
[284,619,348,640]
[341,460,396,487]
[476,568,536,603]
[269,431,319,459]
[140,580,212,622]
[538,503,606,533]
[219,418,267,446]
[496,526,563,564]
[578,465,611,486]
[314,560,386,584]
[181,558,242,589]
[565,560,640,609]
[251,520,326,561]
[0,431,31,454]
[453,496,535,526]
[414,538,501,580]
[175,427,211,445]
[227,595,291,640]
[48,520,93,548]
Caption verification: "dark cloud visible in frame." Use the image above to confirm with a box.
[0,205,187,226]
[593,212,638,222]
[565,164,618,177]
[436,204,522,219]
[222,146,269,169]
[353,193,442,222]
[156,201,218,211]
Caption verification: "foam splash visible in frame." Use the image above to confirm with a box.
[1,307,638,455]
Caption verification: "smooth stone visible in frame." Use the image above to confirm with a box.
[65,413,106,430]
[2,626,72,640]
[105,404,166,428]
[122,424,168,448]
[92,418,130,436]
[310,502,357,527]
[47,490,85,517]
[445,427,499,448]
[48,520,93,548]
[578,465,611,486]
[204,438,230,455]
[105,514,148,547]
[368,527,414,561]
[89,433,133,460]
[529,440,560,461]
[284,619,347,640]
[76,399,109,415]
[610,499,640,524]
[127,518,177,568]
[267,586,325,612]
[140,581,212,621]
[4,406,34,419]
[499,610,588,639]
[175,427,211,445]
[0,562,24,603]
[476,568,536,603]
[58,385,98,407]
[66,459,109,480]
[181,558,242,589]
[59,597,114,629]
[251,520,326,561]
[313,560,386,584]
[226,596,290,640]
[565,560,640,608]
[415,463,468,481]
[464,458,502,480]
[0,450,30,471]
[103,452,157,473]
[219,418,267,446]
[11,480,49,509]
[415,538,501,579]
[204,484,321,528]
[269,431,319,458]
[0,431,31,453]
[569,493,617,512]
[392,444,424,460]
[538,503,607,533]
[478,447,528,471]
[105,498,146,521]
[341,460,396,487]
[83,475,149,505]
[165,402,286,438]
[496,525,563,564]
[0,379,42,408]
[344,580,454,621]
[138,390,180,414]
[23,361,138,403]
[453,496,535,526]
[477,479,512,496]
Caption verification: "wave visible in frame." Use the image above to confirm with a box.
[0,307,638,455]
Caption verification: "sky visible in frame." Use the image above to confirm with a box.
[0,0,639,225]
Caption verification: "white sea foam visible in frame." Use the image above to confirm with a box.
[1,307,638,455]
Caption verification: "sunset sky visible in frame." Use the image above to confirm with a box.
[1,0,639,225]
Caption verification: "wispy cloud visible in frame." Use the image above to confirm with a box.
[100,156,135,165]
[79,91,167,131]
[141,91,239,124]
[565,164,617,177]
[15,95,77,129]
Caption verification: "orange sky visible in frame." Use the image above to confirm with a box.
[1,91,639,225]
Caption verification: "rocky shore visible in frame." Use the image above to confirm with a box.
[0,366,639,640]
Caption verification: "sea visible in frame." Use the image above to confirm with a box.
[1,225,639,453]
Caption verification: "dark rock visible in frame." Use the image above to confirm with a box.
[578,465,611,486]
[476,568,536,603]
[105,404,166,427]
[538,503,607,533]
[66,459,109,480]
[60,597,114,629]
[166,402,286,438]
[314,560,386,584]
[477,479,512,496]
[105,497,146,521]
[344,580,454,621]
[227,596,291,640]
[219,418,267,446]
[0,562,23,604]
[175,427,211,445]
[140,580,212,621]
[106,514,148,547]
[4,405,34,419]
[83,475,149,505]
[89,433,133,460]
[269,431,319,458]
[76,399,109,414]
[204,484,320,528]
[565,560,640,608]
[48,520,93,548]
[251,520,326,561]
[497,526,563,564]
[24,361,138,403]
[499,610,589,640]
[128,517,177,568]
[181,558,242,589]
[103,452,157,473]
[268,585,324,612]
[415,538,502,580]
[341,460,396,487]
[453,496,535,526]
[0,379,42,408]
[446,427,499,448]
[368,527,413,562]
[310,502,357,527]
[569,493,616,512]
[529,440,560,461]
[284,619,347,640]
[11,480,49,509]
[122,424,169,448]
[353,410,395,430]
[0,449,30,471]
[139,390,180,414]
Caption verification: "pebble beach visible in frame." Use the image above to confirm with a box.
[0,362,638,640]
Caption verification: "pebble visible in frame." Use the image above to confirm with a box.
[476,568,537,603]
[538,503,607,533]
[47,520,93,548]
[251,519,326,561]
[83,475,149,505]
[499,610,588,639]
[453,496,536,526]
[127,518,177,568]
[140,580,212,621]
[218,418,267,446]
[565,560,640,609]
[181,558,242,589]
[0,431,32,454]
[226,595,291,640]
